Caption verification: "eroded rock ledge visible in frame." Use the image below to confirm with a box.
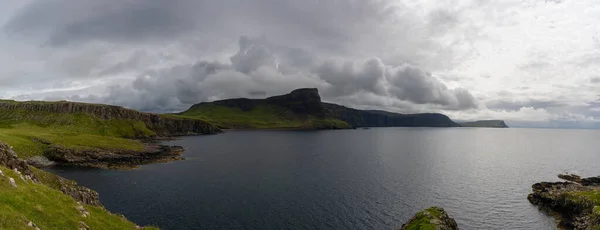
[528,174,600,229]
[400,206,459,230]
[40,141,185,170]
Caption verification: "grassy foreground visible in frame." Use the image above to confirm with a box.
[177,103,350,129]
[0,166,157,230]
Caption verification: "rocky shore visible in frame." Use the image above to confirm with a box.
[28,140,186,170]
[528,174,600,229]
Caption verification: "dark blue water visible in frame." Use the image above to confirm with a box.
[47,128,600,229]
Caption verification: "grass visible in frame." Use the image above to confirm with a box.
[177,103,350,129]
[0,166,157,230]
[0,108,152,158]
[402,207,444,230]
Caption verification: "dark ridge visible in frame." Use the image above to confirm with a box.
[183,88,460,128]
[323,103,460,127]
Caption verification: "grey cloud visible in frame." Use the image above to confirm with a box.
[486,99,568,111]
[4,0,195,45]
[60,37,480,112]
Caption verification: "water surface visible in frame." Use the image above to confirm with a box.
[48,128,600,229]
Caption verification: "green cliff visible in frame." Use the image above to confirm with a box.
[460,120,508,128]
[0,141,157,230]
[0,100,220,168]
[178,88,459,129]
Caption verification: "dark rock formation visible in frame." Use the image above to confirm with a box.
[0,100,221,136]
[324,103,460,127]
[459,120,508,128]
[0,141,37,182]
[44,143,185,169]
[265,88,325,116]
[528,174,600,229]
[400,206,459,230]
[184,88,460,128]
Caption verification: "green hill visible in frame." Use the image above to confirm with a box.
[460,120,509,128]
[0,100,220,168]
[178,88,459,129]
[177,88,351,129]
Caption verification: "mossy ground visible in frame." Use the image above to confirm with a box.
[0,109,152,158]
[403,207,444,230]
[0,166,157,230]
[177,103,350,129]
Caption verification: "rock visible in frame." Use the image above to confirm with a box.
[558,173,583,183]
[400,206,459,230]
[26,156,56,168]
[76,205,91,217]
[0,141,38,182]
[9,177,17,188]
[78,221,90,230]
[44,143,186,169]
[0,169,3,176]
[27,221,39,229]
[528,174,600,229]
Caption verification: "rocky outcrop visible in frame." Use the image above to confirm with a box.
[265,88,325,116]
[44,143,185,169]
[528,174,600,229]
[0,100,221,136]
[1,141,100,205]
[400,206,459,230]
[0,141,38,182]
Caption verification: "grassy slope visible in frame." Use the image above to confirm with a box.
[402,207,444,230]
[0,166,157,230]
[0,108,153,158]
[177,103,349,129]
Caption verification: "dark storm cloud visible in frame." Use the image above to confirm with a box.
[3,0,481,113]
[77,37,480,112]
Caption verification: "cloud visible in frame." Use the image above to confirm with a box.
[2,0,600,128]
[61,37,477,112]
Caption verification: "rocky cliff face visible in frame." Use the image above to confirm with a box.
[0,100,221,136]
[0,141,37,182]
[400,206,459,230]
[324,103,460,127]
[265,88,325,116]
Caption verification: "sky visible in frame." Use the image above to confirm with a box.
[0,0,599,128]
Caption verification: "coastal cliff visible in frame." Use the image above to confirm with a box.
[528,174,600,229]
[179,88,460,129]
[1,141,157,229]
[0,100,221,136]
[0,100,221,169]
[459,120,508,128]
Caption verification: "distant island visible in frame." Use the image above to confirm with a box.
[178,88,465,129]
[459,120,509,128]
